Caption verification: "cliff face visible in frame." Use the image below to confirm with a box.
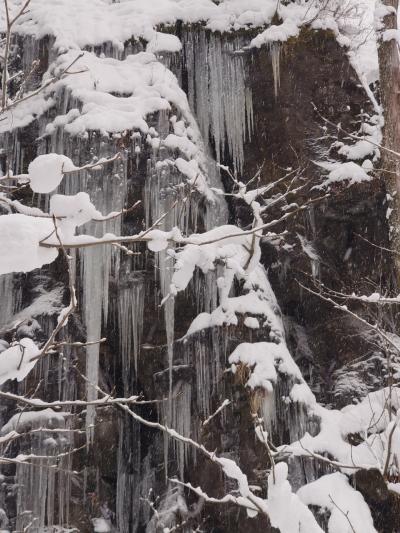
[0,2,398,533]
[244,30,392,404]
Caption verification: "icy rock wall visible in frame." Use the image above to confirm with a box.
[26,33,233,531]
[0,23,322,533]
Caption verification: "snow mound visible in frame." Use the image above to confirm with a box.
[146,32,182,53]
[267,463,323,533]
[229,342,303,392]
[316,161,372,187]
[46,51,193,136]
[1,408,67,435]
[298,473,377,533]
[50,192,102,239]
[0,338,40,385]
[0,214,58,275]
[28,153,76,194]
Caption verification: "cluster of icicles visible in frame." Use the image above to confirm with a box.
[0,28,277,532]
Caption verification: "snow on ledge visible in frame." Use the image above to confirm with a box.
[229,341,303,392]
[297,473,377,533]
[1,408,67,435]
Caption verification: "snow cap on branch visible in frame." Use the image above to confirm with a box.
[0,338,40,385]
[28,153,76,194]
[0,214,58,275]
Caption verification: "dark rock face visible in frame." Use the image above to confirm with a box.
[0,23,397,533]
[242,30,394,407]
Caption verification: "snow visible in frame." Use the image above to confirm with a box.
[267,463,323,533]
[28,153,76,194]
[229,342,302,392]
[297,473,377,533]
[284,387,400,475]
[0,0,380,120]
[383,419,400,477]
[34,50,215,200]
[1,0,380,90]
[2,197,46,217]
[244,316,260,329]
[92,518,111,533]
[153,224,285,341]
[9,0,277,51]
[382,28,400,44]
[146,228,182,253]
[289,383,317,405]
[340,387,400,435]
[250,18,301,48]
[388,480,400,495]
[335,115,382,161]
[1,408,67,435]
[46,51,187,136]
[0,340,9,353]
[50,192,102,239]
[0,214,58,275]
[146,32,182,54]
[186,289,283,340]
[0,338,40,384]
[217,456,252,496]
[174,158,214,201]
[8,0,374,80]
[0,0,391,529]
[246,0,380,87]
[316,161,373,187]
[0,92,55,135]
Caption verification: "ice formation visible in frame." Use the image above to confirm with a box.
[0,0,394,531]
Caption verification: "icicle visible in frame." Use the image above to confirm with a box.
[118,277,145,388]
[14,412,69,532]
[159,380,192,479]
[0,274,14,327]
[183,30,254,174]
[305,205,321,280]
[164,295,175,476]
[140,454,156,524]
[45,128,128,443]
[270,42,281,99]
[261,391,277,436]
[116,417,141,533]
[144,110,181,475]
[146,484,189,533]
[173,382,191,479]
[204,159,229,230]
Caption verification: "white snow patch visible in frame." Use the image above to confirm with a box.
[298,473,377,533]
[0,338,40,385]
[1,408,67,435]
[50,192,102,239]
[244,316,260,329]
[28,153,76,194]
[229,342,302,391]
[0,214,58,275]
[267,462,324,533]
[316,161,372,187]
[91,518,111,533]
[146,32,182,54]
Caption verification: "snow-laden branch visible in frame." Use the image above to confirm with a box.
[297,281,400,358]
[0,390,141,408]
